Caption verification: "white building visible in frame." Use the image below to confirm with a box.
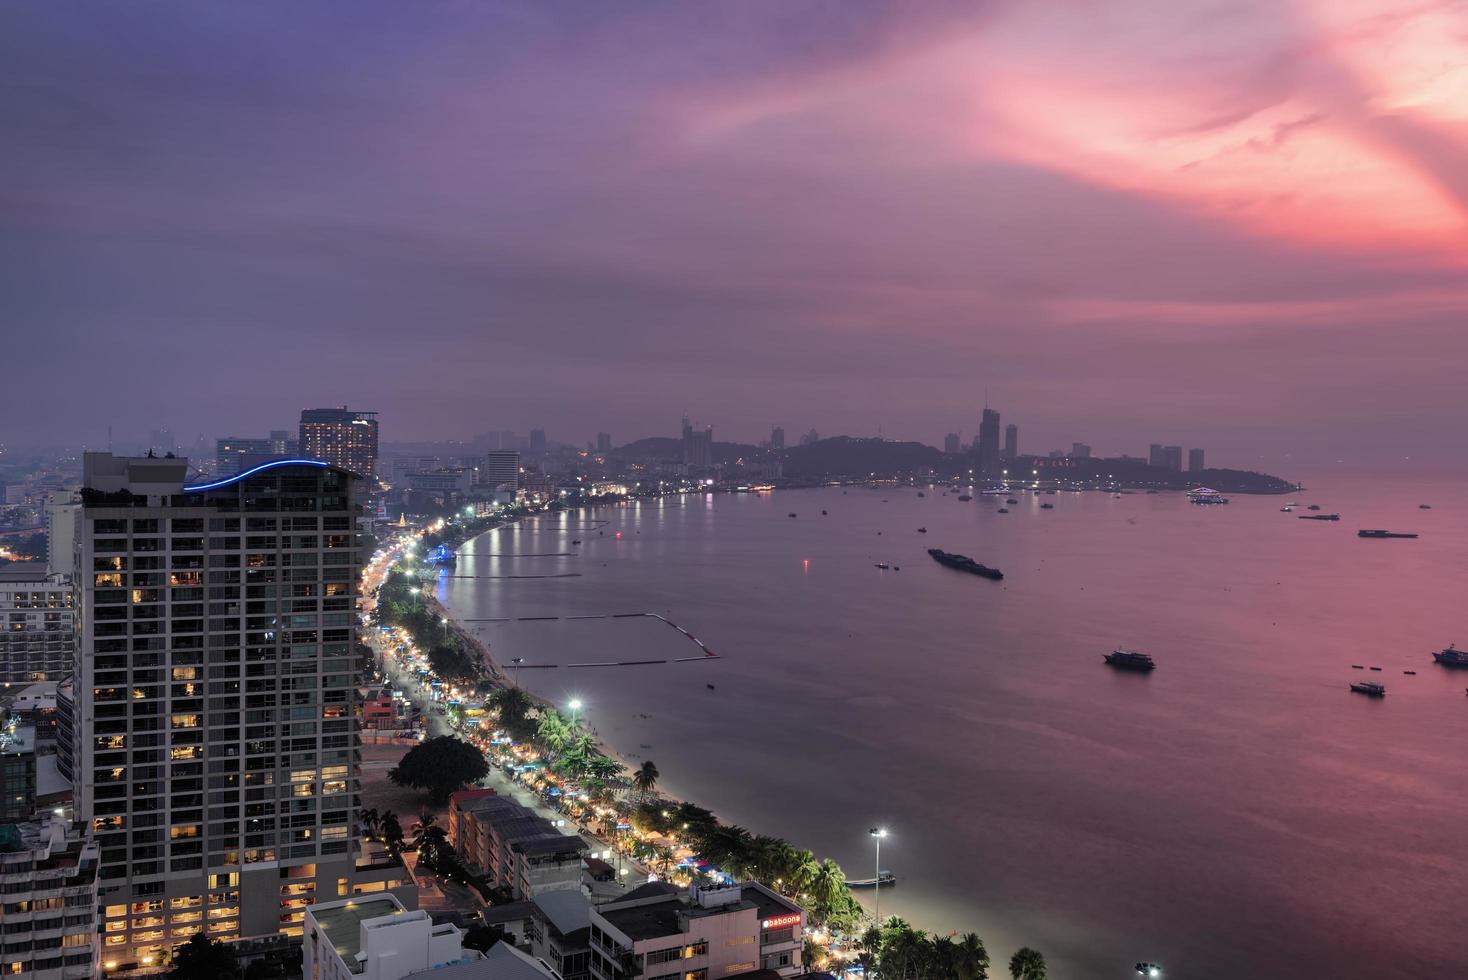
[45,492,79,578]
[302,894,471,980]
[480,452,520,499]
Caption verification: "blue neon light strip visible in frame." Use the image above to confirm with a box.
[183,458,330,492]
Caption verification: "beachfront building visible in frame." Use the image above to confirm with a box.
[587,881,806,980]
[447,789,587,900]
[64,453,373,970]
[529,888,595,980]
[302,893,469,980]
[0,566,74,684]
[0,814,101,979]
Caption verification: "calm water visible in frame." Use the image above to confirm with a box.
[439,475,1468,979]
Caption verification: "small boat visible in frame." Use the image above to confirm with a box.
[707,684,716,690]
[1297,514,1340,521]
[1351,665,1364,669]
[1359,529,1418,538]
[1419,504,1432,509]
[1104,649,1156,671]
[1040,503,1054,509]
[571,539,582,544]
[1403,670,1416,676]
[821,510,827,515]
[957,494,973,502]
[927,548,1003,580]
[874,562,891,570]
[1350,681,1386,697]
[788,513,797,518]
[917,491,925,498]
[917,527,927,533]
[847,871,897,889]
[1307,504,1321,511]
[1281,506,1294,512]
[997,508,1009,514]
[1006,499,1018,505]
[1369,666,1382,671]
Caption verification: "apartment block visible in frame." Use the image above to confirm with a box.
[0,568,74,684]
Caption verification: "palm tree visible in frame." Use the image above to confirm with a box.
[957,933,990,980]
[360,807,381,839]
[586,755,624,781]
[632,760,659,798]
[491,686,533,735]
[1008,947,1046,980]
[805,859,848,923]
[538,714,570,755]
[411,810,440,849]
[380,811,404,852]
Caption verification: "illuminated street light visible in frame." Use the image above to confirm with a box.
[568,698,583,727]
[869,827,888,923]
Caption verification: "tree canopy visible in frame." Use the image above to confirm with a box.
[388,735,489,804]
[170,932,240,980]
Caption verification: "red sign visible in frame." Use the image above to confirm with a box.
[763,913,801,930]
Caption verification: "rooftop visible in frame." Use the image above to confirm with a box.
[405,942,554,980]
[534,889,592,938]
[311,895,410,966]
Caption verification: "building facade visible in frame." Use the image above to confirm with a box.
[302,894,469,980]
[216,438,275,477]
[480,452,520,497]
[0,568,74,685]
[447,791,586,900]
[0,815,101,979]
[587,881,805,980]
[66,453,365,970]
[943,433,960,455]
[1003,424,1018,461]
[299,408,380,480]
[1188,448,1205,473]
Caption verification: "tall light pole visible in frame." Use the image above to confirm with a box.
[569,698,583,728]
[511,657,525,688]
[869,827,888,925]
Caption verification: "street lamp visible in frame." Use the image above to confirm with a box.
[510,657,525,688]
[869,827,888,924]
[568,699,582,727]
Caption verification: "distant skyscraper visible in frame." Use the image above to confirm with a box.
[529,428,547,458]
[977,408,1001,477]
[1149,443,1165,468]
[299,407,379,479]
[681,416,713,469]
[944,433,960,454]
[771,426,785,452]
[268,429,299,456]
[1003,424,1018,460]
[596,432,612,454]
[1188,448,1205,473]
[1071,442,1091,459]
[482,451,520,495]
[1163,445,1183,471]
[0,565,74,684]
[216,436,273,475]
[65,453,390,970]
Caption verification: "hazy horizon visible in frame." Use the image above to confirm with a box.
[4,1,1466,471]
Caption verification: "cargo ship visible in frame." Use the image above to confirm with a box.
[1104,649,1156,671]
[1350,681,1386,697]
[927,548,1003,580]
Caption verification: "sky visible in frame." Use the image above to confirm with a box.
[3,1,1466,471]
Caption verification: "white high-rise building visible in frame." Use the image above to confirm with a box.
[481,451,520,497]
[61,453,403,971]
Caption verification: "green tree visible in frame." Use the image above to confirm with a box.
[411,810,440,848]
[491,687,534,738]
[381,811,405,852]
[461,923,506,953]
[428,644,479,682]
[389,736,489,804]
[170,932,241,980]
[537,713,570,755]
[957,933,990,980]
[1008,947,1047,980]
[633,760,660,797]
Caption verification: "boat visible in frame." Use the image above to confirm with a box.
[822,510,827,515]
[848,871,897,889]
[1104,649,1156,671]
[956,494,973,502]
[1351,664,1364,669]
[571,539,582,544]
[1297,514,1340,521]
[927,548,1003,580]
[917,491,925,498]
[1188,487,1229,504]
[917,527,927,533]
[874,562,891,570]
[1404,670,1417,676]
[1040,502,1054,509]
[1281,506,1294,512]
[788,513,797,518]
[1432,645,1468,667]
[1307,504,1321,511]
[1358,529,1418,538]
[997,508,1009,514]
[1419,504,1432,509]
[1006,498,1018,504]
[1350,681,1386,697]
[1369,666,1382,671]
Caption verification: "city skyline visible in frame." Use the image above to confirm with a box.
[4,2,1467,470]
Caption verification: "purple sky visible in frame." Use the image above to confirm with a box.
[4,2,1466,470]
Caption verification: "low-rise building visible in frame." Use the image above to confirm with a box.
[587,881,805,980]
[447,791,587,900]
[303,894,472,980]
[530,889,594,980]
[0,815,101,979]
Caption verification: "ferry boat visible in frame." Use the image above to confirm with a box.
[1104,649,1156,671]
[927,548,1003,580]
[1358,529,1418,539]
[1432,645,1468,668]
[1188,487,1229,504]
[848,871,897,889]
[1350,681,1386,697]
